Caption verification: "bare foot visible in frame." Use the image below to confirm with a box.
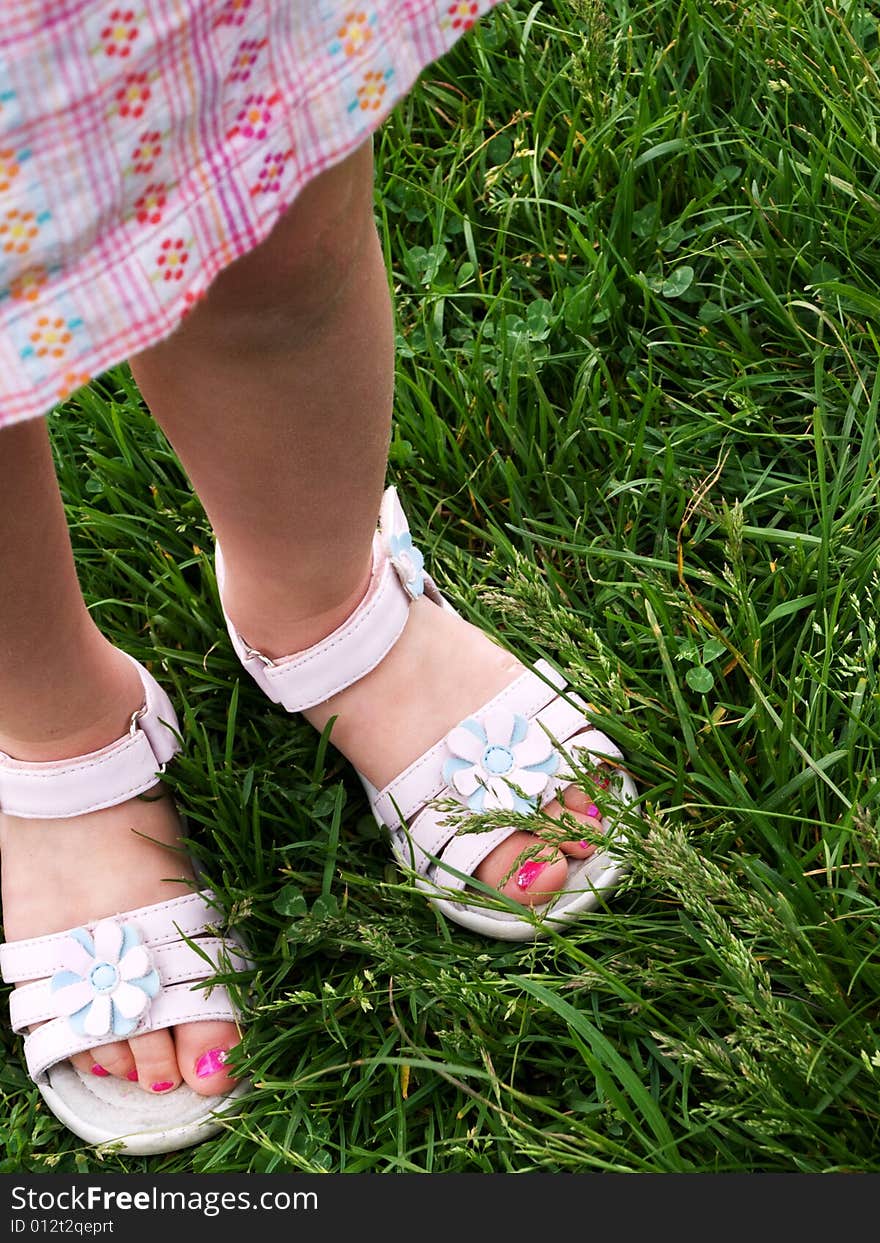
[1,749,240,1095]
[226,570,610,906]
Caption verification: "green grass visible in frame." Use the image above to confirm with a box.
[4,0,880,1172]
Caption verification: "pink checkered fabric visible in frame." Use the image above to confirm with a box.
[0,0,501,427]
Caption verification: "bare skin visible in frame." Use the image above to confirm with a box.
[1,137,604,1089]
[131,137,605,906]
[0,419,239,1094]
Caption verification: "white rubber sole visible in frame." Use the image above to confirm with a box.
[38,1066,251,1156]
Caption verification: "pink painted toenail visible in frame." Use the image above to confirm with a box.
[126,1070,139,1082]
[591,773,611,788]
[586,803,601,819]
[151,1081,174,1093]
[91,1064,109,1077]
[516,860,548,890]
[196,1048,230,1079]
[578,839,592,850]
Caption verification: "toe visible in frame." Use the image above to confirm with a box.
[175,1021,242,1097]
[128,1028,181,1095]
[474,830,569,905]
[539,786,606,859]
[70,1052,101,1078]
[561,784,606,819]
[84,1041,137,1081]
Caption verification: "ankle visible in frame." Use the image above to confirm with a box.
[0,641,146,763]
[221,558,373,659]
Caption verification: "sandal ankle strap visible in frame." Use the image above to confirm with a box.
[216,487,452,713]
[0,653,181,819]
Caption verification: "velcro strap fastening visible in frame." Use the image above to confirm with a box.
[0,653,179,819]
[260,543,411,712]
[217,531,412,713]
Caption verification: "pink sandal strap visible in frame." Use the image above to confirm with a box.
[213,483,635,933]
[396,725,626,886]
[541,731,625,807]
[370,661,569,827]
[429,825,524,894]
[9,938,244,1031]
[394,803,467,877]
[372,660,626,894]
[0,653,180,820]
[217,531,411,713]
[216,487,452,713]
[0,891,214,982]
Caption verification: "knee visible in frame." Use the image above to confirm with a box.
[194,138,376,347]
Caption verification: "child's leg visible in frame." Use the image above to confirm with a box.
[133,138,602,904]
[0,418,240,1094]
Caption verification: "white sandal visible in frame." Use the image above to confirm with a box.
[216,488,639,941]
[0,653,250,1154]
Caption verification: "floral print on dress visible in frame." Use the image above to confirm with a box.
[0,208,49,256]
[249,148,294,197]
[95,8,142,59]
[8,265,49,303]
[155,237,190,283]
[6,288,89,389]
[227,37,268,84]
[113,71,154,120]
[57,370,92,400]
[179,286,206,319]
[330,11,378,58]
[0,146,30,193]
[227,92,282,141]
[0,0,505,426]
[350,67,393,114]
[129,130,164,175]
[133,184,166,225]
[0,87,20,131]
[214,0,253,29]
[21,313,83,362]
[444,2,481,30]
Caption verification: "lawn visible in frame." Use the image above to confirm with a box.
[4,0,880,1172]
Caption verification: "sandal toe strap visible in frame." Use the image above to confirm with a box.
[1,890,248,1085]
[540,728,625,809]
[9,938,246,1031]
[378,669,629,897]
[396,803,523,893]
[371,660,571,828]
[23,983,240,1083]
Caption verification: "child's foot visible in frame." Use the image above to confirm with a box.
[228,582,608,906]
[0,761,241,1095]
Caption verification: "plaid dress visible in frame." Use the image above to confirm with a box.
[0,1,499,427]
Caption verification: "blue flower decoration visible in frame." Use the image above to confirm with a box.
[388,531,425,599]
[49,918,160,1040]
[442,708,559,813]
